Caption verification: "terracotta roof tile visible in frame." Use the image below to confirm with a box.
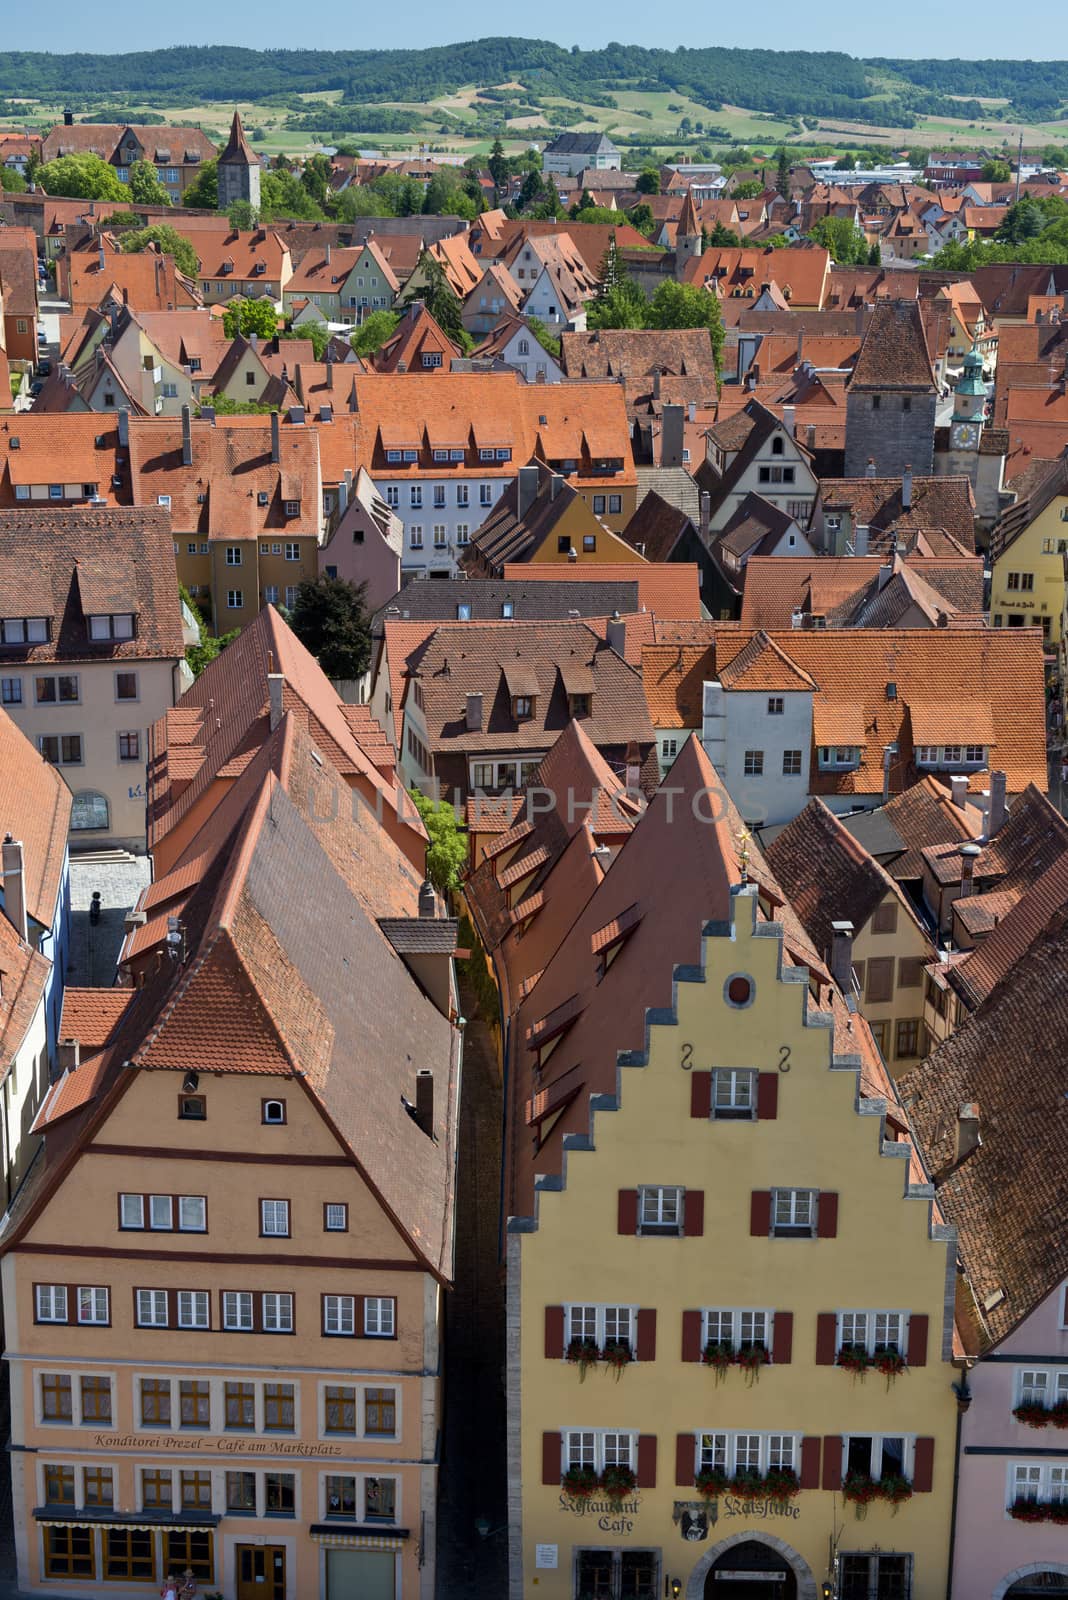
[504,562,701,620]
[0,708,71,928]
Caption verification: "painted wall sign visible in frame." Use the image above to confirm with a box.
[722,1496,800,1521]
[558,1494,639,1534]
[714,1571,788,1582]
[94,1434,345,1457]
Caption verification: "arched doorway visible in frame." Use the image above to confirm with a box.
[704,1539,798,1600]
[1002,1573,1068,1597]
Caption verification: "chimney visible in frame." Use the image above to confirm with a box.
[517,464,540,520]
[249,332,258,354]
[877,561,893,591]
[118,406,129,448]
[881,742,898,804]
[865,457,876,478]
[660,403,684,468]
[829,920,855,994]
[988,770,1008,836]
[959,842,980,896]
[624,740,641,793]
[956,1102,981,1163]
[699,491,711,540]
[465,692,483,732]
[270,409,280,464]
[855,302,866,336]
[325,243,331,265]
[418,878,437,919]
[57,1039,80,1072]
[902,464,913,511]
[950,774,969,809]
[180,403,192,467]
[550,473,564,501]
[98,241,106,272]
[606,611,627,659]
[782,404,796,440]
[1,836,28,941]
[337,468,350,517]
[414,1068,434,1136]
[267,672,284,731]
[796,329,804,364]
[687,400,696,425]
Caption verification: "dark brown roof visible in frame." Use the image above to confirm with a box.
[902,921,1068,1349]
[560,327,718,390]
[717,492,800,560]
[621,491,692,562]
[873,774,984,882]
[373,576,640,634]
[949,840,1068,1012]
[819,476,976,552]
[848,299,937,393]
[218,110,258,166]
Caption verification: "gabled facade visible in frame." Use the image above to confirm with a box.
[844,300,938,479]
[700,401,820,535]
[42,118,216,202]
[989,448,1068,643]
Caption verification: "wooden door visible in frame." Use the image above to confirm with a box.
[236,1544,286,1600]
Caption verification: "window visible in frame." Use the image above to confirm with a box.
[43,1464,75,1506]
[480,484,493,506]
[44,1526,95,1580]
[872,396,881,411]
[638,1185,683,1236]
[326,1474,357,1517]
[743,749,764,776]
[767,697,784,715]
[364,1387,397,1437]
[593,495,606,515]
[782,749,802,775]
[264,1383,295,1432]
[385,486,399,508]
[845,1434,908,1481]
[839,1311,906,1357]
[365,1475,397,1521]
[433,525,447,548]
[177,1290,210,1329]
[180,1379,211,1429]
[872,900,898,934]
[0,617,48,645]
[119,1192,144,1229]
[35,674,79,704]
[583,535,597,552]
[84,1467,113,1507]
[69,789,109,833]
[364,1297,396,1338]
[262,1097,286,1124]
[136,1289,169,1327]
[105,1529,154,1581]
[77,1286,109,1325]
[514,695,532,719]
[227,1470,256,1513]
[324,1294,355,1336]
[165,1529,213,1584]
[35,1285,68,1324]
[325,1385,357,1435]
[80,1375,112,1423]
[324,1203,348,1232]
[262,1292,294,1333]
[409,525,423,549]
[141,1467,172,1510]
[563,1430,636,1473]
[0,677,21,704]
[819,745,861,771]
[39,734,82,766]
[226,590,243,610]
[702,1309,770,1352]
[118,731,141,762]
[1006,572,1034,592]
[609,494,622,515]
[140,1377,171,1426]
[772,436,785,456]
[575,1550,658,1600]
[697,1430,795,1475]
[265,1473,295,1516]
[456,524,469,544]
[712,1068,757,1119]
[1010,1461,1068,1510]
[838,1554,912,1599]
[88,613,134,640]
[120,1193,205,1232]
[409,486,423,508]
[225,546,242,566]
[457,484,469,506]
[433,485,446,508]
[566,1305,633,1351]
[225,1382,255,1430]
[264,585,279,605]
[895,1019,921,1058]
[284,541,300,561]
[261,1198,290,1236]
[866,957,895,1005]
[40,1374,72,1423]
[772,1188,816,1238]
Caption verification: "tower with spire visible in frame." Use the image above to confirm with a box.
[674,186,703,274]
[217,110,261,215]
[949,345,987,453]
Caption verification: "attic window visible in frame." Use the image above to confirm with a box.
[284,500,300,517]
[262,1099,286,1125]
[257,491,269,506]
[0,617,49,646]
[818,746,861,771]
[88,613,135,642]
[501,601,514,618]
[569,693,591,718]
[513,695,534,721]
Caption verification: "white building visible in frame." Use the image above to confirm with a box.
[541,133,621,177]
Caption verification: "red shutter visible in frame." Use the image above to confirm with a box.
[636,1308,656,1362]
[913,1436,935,1493]
[617,1189,638,1235]
[800,1436,821,1490]
[545,1305,565,1359]
[354,1293,366,1336]
[681,1310,703,1363]
[750,1190,772,1237]
[771,1310,793,1365]
[822,1434,843,1491]
[756,1072,778,1119]
[636,1434,657,1488]
[817,1191,839,1238]
[815,1313,838,1366]
[690,1071,712,1119]
[542,1431,561,1485]
[907,1313,929,1368]
[675,1432,695,1487]
[683,1189,704,1237]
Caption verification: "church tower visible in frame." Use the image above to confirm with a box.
[674,187,703,276]
[948,345,987,453]
[217,110,261,214]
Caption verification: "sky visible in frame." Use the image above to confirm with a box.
[3,3,1063,59]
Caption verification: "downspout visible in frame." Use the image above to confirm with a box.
[945,1373,971,1600]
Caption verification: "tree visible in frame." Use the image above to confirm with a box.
[587,282,647,329]
[336,185,394,221]
[488,137,509,195]
[838,153,857,172]
[227,199,259,230]
[596,232,630,296]
[707,220,741,247]
[518,168,544,211]
[128,159,172,207]
[981,158,1012,182]
[301,153,332,207]
[526,315,561,359]
[289,574,372,681]
[409,788,467,897]
[0,167,26,193]
[636,167,660,194]
[39,153,126,200]
[627,202,656,237]
[996,196,1047,244]
[731,179,763,199]
[776,147,791,197]
[647,280,724,369]
[182,158,218,210]
[200,394,276,415]
[187,626,238,676]
[867,240,881,265]
[260,168,324,221]
[281,320,330,359]
[402,250,466,346]
[571,186,597,217]
[119,225,199,279]
[351,309,400,357]
[222,297,279,340]
[807,216,870,265]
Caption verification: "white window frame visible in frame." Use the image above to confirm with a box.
[223,1291,254,1332]
[262,1292,294,1333]
[77,1287,109,1326]
[324,1203,348,1232]
[119,1193,145,1229]
[562,1429,637,1473]
[149,1194,173,1230]
[136,1289,169,1328]
[363,1297,396,1338]
[324,1294,356,1337]
[743,749,764,776]
[711,1068,757,1119]
[838,1310,908,1356]
[178,1196,206,1233]
[36,1285,68,1323]
[701,1309,772,1350]
[565,1304,634,1350]
[842,1433,912,1480]
[695,1430,797,1475]
[1017,1368,1068,1408]
[771,1187,817,1238]
[260,1198,290,1237]
[1009,1461,1068,1508]
[638,1184,683,1236]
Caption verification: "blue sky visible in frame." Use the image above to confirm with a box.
[3,6,1057,58]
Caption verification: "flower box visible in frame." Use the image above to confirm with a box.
[695,1466,731,1500]
[1047,1500,1068,1524]
[600,1464,637,1502]
[736,1341,770,1383]
[873,1345,908,1382]
[561,1465,599,1502]
[764,1467,801,1503]
[842,1471,880,1516]
[837,1343,872,1376]
[730,1470,766,1502]
[1050,1402,1068,1429]
[877,1473,914,1508]
[701,1339,735,1374]
[1009,1498,1049,1523]
[1013,1402,1051,1429]
[602,1338,632,1377]
[566,1336,600,1381]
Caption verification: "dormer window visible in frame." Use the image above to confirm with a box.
[569,693,591,718]
[284,500,300,518]
[513,695,534,721]
[771,436,784,456]
[88,614,134,641]
[818,746,861,771]
[0,617,49,646]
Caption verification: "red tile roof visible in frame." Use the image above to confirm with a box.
[504,561,701,619]
[0,708,71,928]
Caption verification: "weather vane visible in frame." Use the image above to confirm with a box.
[737,827,751,885]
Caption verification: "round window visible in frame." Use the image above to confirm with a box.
[726,974,754,1007]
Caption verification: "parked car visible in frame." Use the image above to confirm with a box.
[36,329,47,347]
[36,359,51,377]
[29,381,43,398]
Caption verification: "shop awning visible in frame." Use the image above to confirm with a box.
[35,1510,219,1531]
[309,1524,408,1549]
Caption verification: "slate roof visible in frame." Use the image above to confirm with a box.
[372,576,639,634]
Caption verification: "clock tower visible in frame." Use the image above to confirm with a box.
[949,346,987,452]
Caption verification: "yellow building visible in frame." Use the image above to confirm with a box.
[0,720,459,1600]
[990,448,1068,647]
[504,740,958,1600]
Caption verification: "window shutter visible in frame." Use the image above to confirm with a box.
[906,1313,929,1368]
[636,1434,657,1488]
[750,1190,772,1237]
[815,1313,837,1366]
[545,1305,565,1360]
[675,1432,695,1487]
[817,1192,839,1238]
[756,1072,778,1119]
[681,1310,703,1363]
[617,1189,638,1235]
[771,1310,793,1365]
[683,1189,704,1237]
[822,1434,843,1491]
[913,1436,935,1492]
[636,1308,657,1362]
[690,1071,712,1119]
[542,1431,561,1485]
[800,1436,821,1489]
[354,1293,366,1336]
